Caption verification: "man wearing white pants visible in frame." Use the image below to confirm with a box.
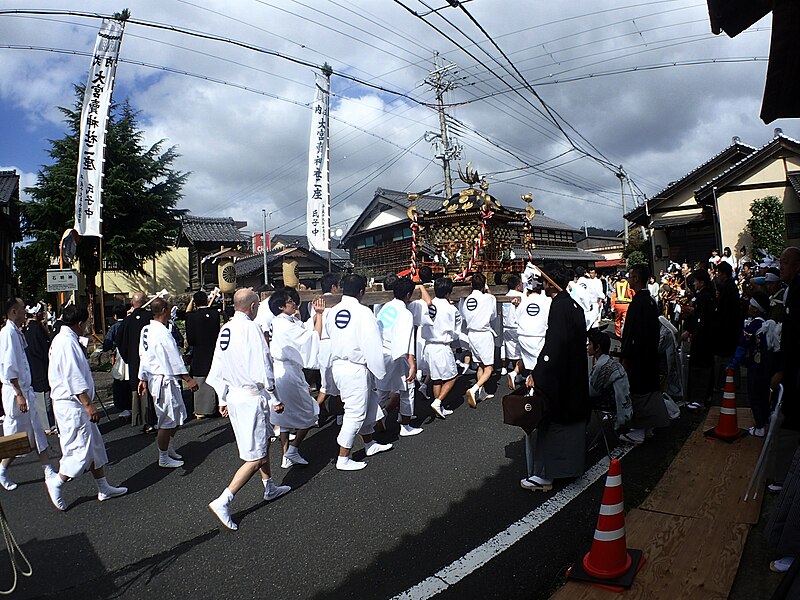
[206,289,290,531]
[325,274,391,471]
[0,297,56,490]
[137,298,198,469]
[516,285,552,376]
[45,306,127,510]
[459,273,497,408]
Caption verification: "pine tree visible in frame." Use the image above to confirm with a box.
[21,85,188,304]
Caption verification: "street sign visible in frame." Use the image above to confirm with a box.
[46,269,79,292]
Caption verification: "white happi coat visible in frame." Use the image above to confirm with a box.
[502,289,525,360]
[308,295,338,396]
[0,320,48,453]
[421,297,460,381]
[48,326,108,477]
[324,295,387,449]
[569,279,600,330]
[254,301,275,338]
[270,313,320,429]
[206,311,277,462]
[138,320,188,429]
[516,292,552,370]
[376,299,417,416]
[459,290,497,365]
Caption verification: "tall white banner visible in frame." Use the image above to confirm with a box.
[306,73,331,252]
[74,18,124,238]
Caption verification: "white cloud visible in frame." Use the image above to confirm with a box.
[0,0,792,237]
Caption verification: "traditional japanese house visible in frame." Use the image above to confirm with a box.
[175,215,250,290]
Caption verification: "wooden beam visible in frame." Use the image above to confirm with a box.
[0,433,31,460]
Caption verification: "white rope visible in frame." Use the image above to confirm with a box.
[0,502,32,594]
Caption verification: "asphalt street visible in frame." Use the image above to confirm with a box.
[0,369,700,600]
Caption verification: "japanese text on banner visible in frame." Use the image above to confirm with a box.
[306,73,330,252]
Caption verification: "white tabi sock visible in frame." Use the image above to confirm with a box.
[158,449,170,463]
[217,488,235,505]
[94,476,111,493]
[261,477,271,488]
[168,440,182,460]
[42,464,56,478]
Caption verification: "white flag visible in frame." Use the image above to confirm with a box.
[74,18,124,238]
[306,73,331,252]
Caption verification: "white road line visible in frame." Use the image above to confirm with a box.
[392,444,633,600]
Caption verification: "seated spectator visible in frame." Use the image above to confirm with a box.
[587,330,632,431]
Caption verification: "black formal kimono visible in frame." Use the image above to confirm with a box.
[115,307,152,426]
[528,291,591,480]
[185,307,221,416]
[620,289,669,430]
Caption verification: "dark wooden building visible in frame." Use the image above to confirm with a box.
[176,216,249,290]
[0,171,21,298]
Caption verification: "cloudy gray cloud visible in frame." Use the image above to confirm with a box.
[0,1,792,239]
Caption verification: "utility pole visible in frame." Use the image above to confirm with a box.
[616,168,628,245]
[424,52,461,198]
[268,208,269,286]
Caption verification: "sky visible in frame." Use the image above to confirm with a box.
[0,0,791,241]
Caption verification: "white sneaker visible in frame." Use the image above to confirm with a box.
[431,400,446,419]
[209,498,237,531]
[264,480,291,502]
[159,455,184,468]
[400,424,423,437]
[365,441,393,456]
[97,484,128,501]
[478,387,494,401]
[501,367,508,376]
[0,472,17,491]
[45,472,65,511]
[168,447,183,460]
[336,457,367,471]
[441,406,454,416]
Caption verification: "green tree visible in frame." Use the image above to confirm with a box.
[622,226,648,267]
[14,243,50,301]
[747,195,786,259]
[22,85,188,304]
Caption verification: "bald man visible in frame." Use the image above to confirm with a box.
[115,291,154,431]
[205,288,290,531]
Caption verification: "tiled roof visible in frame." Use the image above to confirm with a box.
[788,171,800,197]
[272,234,350,263]
[511,246,605,262]
[694,134,800,202]
[0,171,19,205]
[527,211,581,233]
[179,216,249,245]
[626,140,756,223]
[234,246,340,278]
[375,188,444,213]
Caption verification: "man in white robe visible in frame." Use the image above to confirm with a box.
[0,297,56,490]
[44,306,127,510]
[421,278,460,418]
[137,298,198,469]
[324,274,391,471]
[376,277,425,437]
[516,286,552,377]
[206,288,290,531]
[568,267,602,330]
[269,291,324,468]
[459,272,497,407]
[501,275,525,389]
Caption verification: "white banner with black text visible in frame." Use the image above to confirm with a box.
[306,73,331,252]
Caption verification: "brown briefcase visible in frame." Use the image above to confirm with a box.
[502,386,545,434]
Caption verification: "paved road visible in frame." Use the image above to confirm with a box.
[0,370,699,600]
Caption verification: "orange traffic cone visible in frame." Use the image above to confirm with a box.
[568,459,644,590]
[705,368,747,442]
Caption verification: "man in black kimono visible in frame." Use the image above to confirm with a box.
[713,260,742,389]
[620,264,669,444]
[683,269,716,410]
[520,265,591,492]
[115,291,153,431]
[185,291,220,418]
